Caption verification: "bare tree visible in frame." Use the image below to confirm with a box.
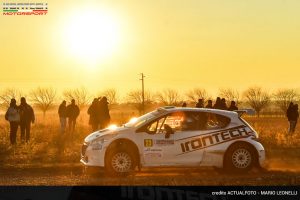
[273,88,299,114]
[98,88,119,105]
[219,88,240,105]
[63,87,90,109]
[185,88,210,104]
[0,88,23,108]
[126,89,153,115]
[156,89,182,106]
[243,87,270,117]
[30,87,56,117]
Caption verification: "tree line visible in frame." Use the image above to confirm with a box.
[0,86,299,117]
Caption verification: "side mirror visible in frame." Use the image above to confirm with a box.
[164,124,174,139]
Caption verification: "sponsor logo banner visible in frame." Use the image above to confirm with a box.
[2,2,48,15]
[179,126,254,154]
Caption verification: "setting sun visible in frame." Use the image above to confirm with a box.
[63,9,121,63]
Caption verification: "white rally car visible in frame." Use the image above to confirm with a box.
[81,107,265,175]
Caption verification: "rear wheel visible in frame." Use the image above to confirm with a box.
[105,150,135,176]
[224,144,256,173]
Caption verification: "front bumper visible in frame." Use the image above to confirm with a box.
[80,142,105,167]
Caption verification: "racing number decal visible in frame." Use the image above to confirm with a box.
[144,139,153,147]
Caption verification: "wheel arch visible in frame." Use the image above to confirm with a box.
[104,138,140,169]
[223,141,259,167]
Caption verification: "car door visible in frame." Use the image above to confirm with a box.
[137,111,205,167]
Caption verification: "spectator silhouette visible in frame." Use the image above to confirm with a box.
[228,101,238,111]
[220,98,228,110]
[196,99,204,108]
[88,98,100,131]
[205,100,213,108]
[213,97,221,109]
[98,97,110,129]
[66,99,80,133]
[58,100,67,133]
[289,103,299,133]
[19,97,35,143]
[5,98,20,145]
[182,102,187,107]
[287,102,294,133]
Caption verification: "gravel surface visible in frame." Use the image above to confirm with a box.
[0,165,299,186]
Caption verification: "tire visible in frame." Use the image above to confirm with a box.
[224,143,256,173]
[105,150,135,176]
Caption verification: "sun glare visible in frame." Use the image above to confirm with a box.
[64,9,121,63]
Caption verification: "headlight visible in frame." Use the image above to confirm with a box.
[90,134,117,145]
[89,134,116,150]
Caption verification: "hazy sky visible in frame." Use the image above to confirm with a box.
[1,0,300,96]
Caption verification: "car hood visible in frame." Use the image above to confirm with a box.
[84,126,129,143]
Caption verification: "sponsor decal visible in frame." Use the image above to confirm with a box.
[154,139,174,146]
[144,152,162,158]
[144,139,153,147]
[144,147,163,158]
[179,126,254,154]
[144,147,162,152]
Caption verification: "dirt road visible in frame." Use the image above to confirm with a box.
[0,163,299,186]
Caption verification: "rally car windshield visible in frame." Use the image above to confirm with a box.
[124,110,162,128]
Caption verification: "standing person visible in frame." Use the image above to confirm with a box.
[66,99,80,133]
[205,100,213,108]
[98,97,110,129]
[182,102,187,107]
[5,99,20,145]
[220,98,228,110]
[213,97,221,109]
[58,100,67,133]
[88,98,100,131]
[289,104,299,133]
[19,97,35,143]
[228,101,238,111]
[286,102,294,133]
[196,99,204,108]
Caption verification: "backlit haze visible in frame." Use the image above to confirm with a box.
[1,0,300,96]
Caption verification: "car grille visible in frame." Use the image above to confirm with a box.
[81,143,88,156]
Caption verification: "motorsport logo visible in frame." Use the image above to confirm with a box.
[2,2,48,15]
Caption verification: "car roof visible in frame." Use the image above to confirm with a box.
[156,106,239,118]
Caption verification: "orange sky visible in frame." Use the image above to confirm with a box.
[1,0,300,96]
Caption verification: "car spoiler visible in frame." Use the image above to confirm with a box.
[235,109,255,117]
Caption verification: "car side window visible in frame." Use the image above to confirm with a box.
[205,113,230,130]
[147,117,165,134]
[164,113,184,131]
[181,112,230,131]
[145,111,230,134]
[146,112,185,134]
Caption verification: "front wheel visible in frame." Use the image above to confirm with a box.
[224,144,256,173]
[105,150,135,176]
